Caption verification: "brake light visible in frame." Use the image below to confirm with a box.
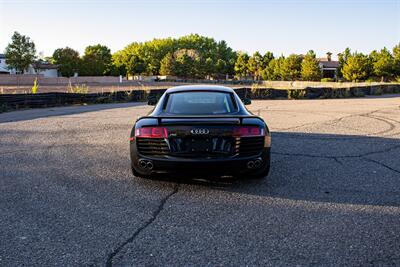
[135,127,168,138]
[233,126,263,137]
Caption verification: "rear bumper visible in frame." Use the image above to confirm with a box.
[131,148,270,175]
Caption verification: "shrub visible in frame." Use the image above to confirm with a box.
[321,78,335,82]
[251,88,272,99]
[68,82,89,94]
[365,77,381,83]
[31,78,39,94]
[288,89,305,99]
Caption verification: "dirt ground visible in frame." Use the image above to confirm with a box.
[0,81,244,94]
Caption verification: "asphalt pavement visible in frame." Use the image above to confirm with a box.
[1,96,400,266]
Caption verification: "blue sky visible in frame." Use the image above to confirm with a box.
[0,0,399,59]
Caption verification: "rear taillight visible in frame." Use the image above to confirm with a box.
[135,127,168,138]
[233,126,263,137]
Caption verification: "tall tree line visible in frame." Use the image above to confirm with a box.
[4,31,400,81]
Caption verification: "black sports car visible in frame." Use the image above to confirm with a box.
[129,85,271,179]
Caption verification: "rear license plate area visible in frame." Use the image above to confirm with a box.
[190,138,211,152]
[169,136,234,156]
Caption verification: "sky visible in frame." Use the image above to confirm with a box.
[0,0,399,59]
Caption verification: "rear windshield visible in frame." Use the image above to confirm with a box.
[163,92,238,115]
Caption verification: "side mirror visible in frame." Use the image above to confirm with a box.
[147,96,157,106]
[243,98,252,105]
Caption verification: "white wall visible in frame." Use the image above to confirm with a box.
[38,69,58,78]
[26,65,58,77]
[0,58,11,73]
[0,58,17,74]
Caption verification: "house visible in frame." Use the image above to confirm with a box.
[26,61,59,78]
[318,52,339,79]
[0,54,12,74]
[0,54,59,77]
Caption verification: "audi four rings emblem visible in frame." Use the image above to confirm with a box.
[190,128,210,135]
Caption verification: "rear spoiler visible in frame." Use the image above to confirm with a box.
[137,115,263,125]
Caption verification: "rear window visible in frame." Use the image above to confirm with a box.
[163,92,238,115]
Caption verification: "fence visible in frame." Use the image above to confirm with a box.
[0,74,125,85]
[1,84,399,112]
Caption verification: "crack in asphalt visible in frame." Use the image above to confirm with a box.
[272,151,339,160]
[272,143,400,177]
[332,157,343,165]
[367,256,400,266]
[362,158,400,174]
[105,183,180,267]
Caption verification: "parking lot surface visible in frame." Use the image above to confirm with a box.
[1,96,400,266]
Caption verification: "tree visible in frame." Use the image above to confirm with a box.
[342,52,370,82]
[369,48,394,81]
[110,50,127,76]
[159,52,175,75]
[215,40,236,77]
[262,57,283,80]
[5,31,36,73]
[393,43,400,76]
[262,52,274,69]
[110,34,237,79]
[338,47,351,78]
[280,54,302,80]
[127,54,146,75]
[139,37,176,75]
[173,49,199,78]
[234,52,249,79]
[203,57,215,78]
[301,50,322,81]
[247,52,263,80]
[52,47,80,77]
[215,59,227,78]
[80,44,112,76]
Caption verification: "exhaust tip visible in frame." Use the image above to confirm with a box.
[254,159,262,168]
[138,159,154,170]
[138,159,147,169]
[146,161,154,170]
[247,161,255,169]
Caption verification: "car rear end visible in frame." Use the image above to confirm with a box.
[130,117,271,177]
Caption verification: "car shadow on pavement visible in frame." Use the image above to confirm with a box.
[1,126,399,208]
[149,131,400,207]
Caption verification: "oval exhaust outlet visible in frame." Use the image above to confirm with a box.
[146,161,154,170]
[247,161,255,169]
[139,159,147,169]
